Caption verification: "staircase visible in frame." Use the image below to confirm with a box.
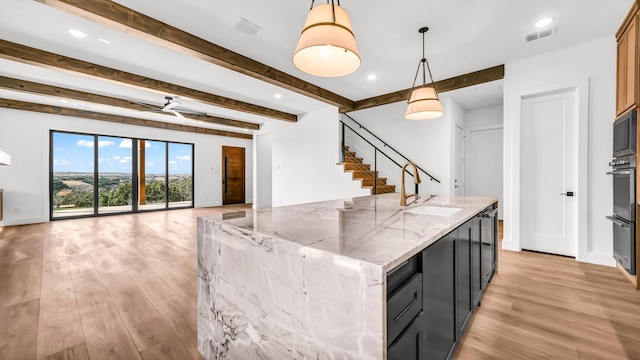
[340,146,396,194]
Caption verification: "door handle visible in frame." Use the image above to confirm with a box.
[560,192,574,197]
[606,215,629,228]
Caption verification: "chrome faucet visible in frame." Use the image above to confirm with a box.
[400,162,421,206]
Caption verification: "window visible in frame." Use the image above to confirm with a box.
[139,140,167,211]
[98,136,133,214]
[168,142,193,208]
[51,132,95,218]
[50,131,193,220]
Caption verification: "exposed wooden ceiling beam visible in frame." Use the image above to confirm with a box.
[0,76,260,130]
[35,0,355,110]
[0,98,253,139]
[346,65,505,112]
[0,40,296,122]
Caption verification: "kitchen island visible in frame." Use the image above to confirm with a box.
[197,193,497,360]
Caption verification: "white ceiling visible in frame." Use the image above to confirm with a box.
[0,0,634,131]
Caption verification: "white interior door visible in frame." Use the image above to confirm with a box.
[467,127,504,219]
[455,126,465,195]
[521,89,578,257]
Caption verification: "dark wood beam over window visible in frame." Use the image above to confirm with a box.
[0,40,296,122]
[346,65,505,112]
[0,98,253,139]
[0,76,260,130]
[35,0,355,110]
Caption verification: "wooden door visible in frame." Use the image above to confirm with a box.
[222,146,245,205]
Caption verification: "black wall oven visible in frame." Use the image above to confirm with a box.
[608,152,637,275]
[613,110,637,157]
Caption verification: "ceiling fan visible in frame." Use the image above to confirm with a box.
[138,96,202,118]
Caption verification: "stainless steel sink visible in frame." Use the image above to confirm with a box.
[404,205,463,216]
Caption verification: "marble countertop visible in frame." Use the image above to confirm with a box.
[202,193,496,272]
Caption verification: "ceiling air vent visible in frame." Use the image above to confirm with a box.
[233,17,262,36]
[524,26,556,42]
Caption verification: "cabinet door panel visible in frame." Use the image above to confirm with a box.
[618,34,628,116]
[625,18,637,111]
[471,217,482,306]
[456,221,472,337]
[387,312,425,360]
[423,232,456,360]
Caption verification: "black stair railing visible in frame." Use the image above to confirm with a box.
[340,117,440,195]
[342,113,440,183]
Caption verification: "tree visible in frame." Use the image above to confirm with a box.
[169,176,192,202]
[146,181,165,203]
[73,191,94,208]
[108,182,132,206]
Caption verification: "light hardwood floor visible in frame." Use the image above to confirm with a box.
[1,212,639,359]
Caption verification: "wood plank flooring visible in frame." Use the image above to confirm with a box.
[1,212,639,359]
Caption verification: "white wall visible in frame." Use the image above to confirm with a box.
[346,98,464,196]
[253,133,272,209]
[0,108,253,226]
[260,107,369,207]
[465,105,503,128]
[503,36,615,266]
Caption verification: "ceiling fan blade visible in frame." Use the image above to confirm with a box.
[170,110,184,118]
[162,100,181,111]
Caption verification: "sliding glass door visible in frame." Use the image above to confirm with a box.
[52,132,95,218]
[51,131,193,220]
[98,136,134,214]
[168,142,193,208]
[138,140,167,211]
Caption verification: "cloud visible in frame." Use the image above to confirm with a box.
[113,156,121,160]
[76,139,93,148]
[168,161,177,165]
[120,139,150,148]
[53,159,69,166]
[147,161,155,166]
[118,156,132,164]
[98,140,115,148]
[98,158,107,163]
[176,155,191,161]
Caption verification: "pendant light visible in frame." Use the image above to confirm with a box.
[293,0,360,77]
[405,27,444,120]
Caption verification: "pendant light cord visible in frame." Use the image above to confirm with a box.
[423,31,440,99]
[408,27,439,103]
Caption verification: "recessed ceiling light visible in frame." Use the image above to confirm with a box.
[98,38,111,44]
[274,93,283,99]
[535,17,553,28]
[59,99,69,103]
[244,129,249,132]
[367,74,377,81]
[67,28,88,38]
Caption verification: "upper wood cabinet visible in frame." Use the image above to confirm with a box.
[616,4,639,117]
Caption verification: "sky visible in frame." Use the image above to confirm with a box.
[52,132,193,175]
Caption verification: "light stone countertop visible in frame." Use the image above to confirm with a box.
[200,193,497,272]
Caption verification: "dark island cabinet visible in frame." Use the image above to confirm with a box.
[387,203,497,360]
[423,231,456,360]
[456,220,473,338]
[471,217,482,307]
[387,311,426,360]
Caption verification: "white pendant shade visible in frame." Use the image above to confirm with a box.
[293,3,360,77]
[405,86,444,120]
